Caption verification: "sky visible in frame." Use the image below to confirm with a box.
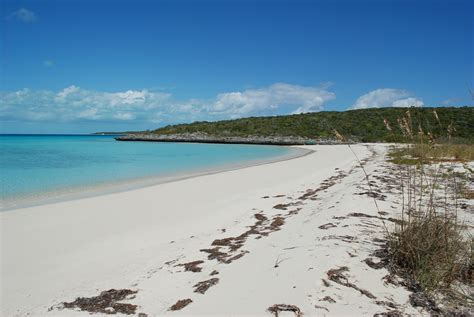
[1,0,472,134]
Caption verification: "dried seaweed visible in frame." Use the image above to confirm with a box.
[267,304,303,317]
[327,267,376,299]
[62,289,137,315]
[169,299,192,311]
[178,260,204,272]
[193,278,219,294]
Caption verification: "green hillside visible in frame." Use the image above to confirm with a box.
[150,107,473,143]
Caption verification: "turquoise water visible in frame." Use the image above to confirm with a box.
[0,135,296,208]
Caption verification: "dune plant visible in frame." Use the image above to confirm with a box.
[335,108,473,305]
[385,109,473,294]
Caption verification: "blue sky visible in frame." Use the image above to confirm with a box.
[1,0,472,133]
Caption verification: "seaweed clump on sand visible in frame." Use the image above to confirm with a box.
[267,304,303,317]
[62,289,137,315]
[179,260,204,272]
[193,278,219,294]
[169,298,193,311]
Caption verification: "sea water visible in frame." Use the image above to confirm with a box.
[0,134,298,210]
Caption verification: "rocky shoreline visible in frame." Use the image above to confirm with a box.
[115,133,351,145]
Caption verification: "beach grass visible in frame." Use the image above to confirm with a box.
[384,110,473,298]
[389,143,474,165]
[337,108,473,308]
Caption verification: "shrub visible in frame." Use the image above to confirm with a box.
[386,110,473,295]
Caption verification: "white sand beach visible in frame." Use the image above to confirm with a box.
[1,144,433,316]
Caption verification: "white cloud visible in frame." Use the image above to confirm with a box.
[114,112,136,120]
[56,85,80,99]
[8,8,37,23]
[441,97,463,105]
[110,90,148,105]
[210,83,335,116]
[351,88,424,109]
[391,97,424,108]
[0,83,335,125]
[1,86,171,123]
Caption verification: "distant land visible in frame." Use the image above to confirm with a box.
[98,107,474,144]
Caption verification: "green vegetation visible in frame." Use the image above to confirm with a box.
[389,144,474,164]
[389,212,472,291]
[149,107,473,143]
[381,109,473,303]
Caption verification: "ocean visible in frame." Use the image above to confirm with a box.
[0,134,298,210]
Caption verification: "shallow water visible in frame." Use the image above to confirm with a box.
[0,134,297,209]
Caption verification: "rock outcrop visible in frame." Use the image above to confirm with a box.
[115,133,351,145]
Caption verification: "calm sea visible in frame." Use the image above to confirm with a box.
[0,134,298,210]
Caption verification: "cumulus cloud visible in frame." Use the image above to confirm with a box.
[210,83,335,116]
[0,83,335,125]
[351,88,424,109]
[56,85,80,99]
[8,8,37,23]
[0,86,171,122]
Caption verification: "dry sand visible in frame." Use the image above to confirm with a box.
[1,144,431,316]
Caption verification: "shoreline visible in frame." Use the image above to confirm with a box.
[115,133,353,145]
[2,144,437,316]
[1,145,311,212]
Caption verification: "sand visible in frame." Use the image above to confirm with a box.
[1,144,428,316]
